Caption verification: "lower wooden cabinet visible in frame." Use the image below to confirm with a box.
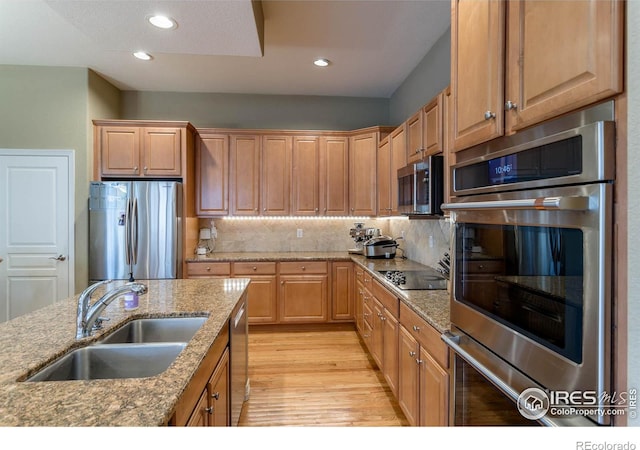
[171,324,230,426]
[331,261,354,321]
[187,348,230,427]
[279,275,328,323]
[233,262,278,324]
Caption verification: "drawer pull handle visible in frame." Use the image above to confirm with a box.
[413,325,420,332]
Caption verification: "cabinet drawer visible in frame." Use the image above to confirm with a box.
[399,302,448,368]
[363,301,373,328]
[279,261,327,274]
[233,262,277,275]
[187,262,231,277]
[464,260,504,274]
[372,279,399,318]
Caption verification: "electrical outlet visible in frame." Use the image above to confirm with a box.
[297,229,303,238]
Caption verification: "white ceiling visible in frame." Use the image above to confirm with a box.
[0,0,451,98]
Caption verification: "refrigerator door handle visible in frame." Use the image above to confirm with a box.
[131,197,139,265]
[124,198,132,266]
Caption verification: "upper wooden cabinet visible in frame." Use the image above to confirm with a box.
[378,126,407,217]
[406,110,423,164]
[292,136,320,216]
[349,131,379,216]
[261,135,292,216]
[95,122,191,178]
[230,135,261,216]
[196,134,229,216]
[376,136,392,217]
[423,92,444,157]
[450,0,623,152]
[319,136,350,216]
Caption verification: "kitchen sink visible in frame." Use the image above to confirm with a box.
[96,317,208,344]
[26,343,187,382]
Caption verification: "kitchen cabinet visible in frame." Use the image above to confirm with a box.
[187,348,230,427]
[349,131,378,216]
[354,267,365,333]
[450,0,623,152]
[233,262,278,324]
[320,136,350,216]
[186,262,231,278]
[406,110,423,164]
[172,324,230,426]
[96,122,189,178]
[229,135,261,216]
[423,93,444,157]
[292,136,320,216]
[331,261,354,321]
[377,126,406,217]
[261,135,292,216]
[398,302,449,426]
[279,261,328,323]
[196,133,229,216]
[372,279,400,397]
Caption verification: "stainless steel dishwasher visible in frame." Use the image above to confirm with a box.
[230,294,249,426]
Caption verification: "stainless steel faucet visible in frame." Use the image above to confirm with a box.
[76,281,148,339]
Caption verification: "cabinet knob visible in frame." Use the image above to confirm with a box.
[381,316,387,321]
[364,312,370,317]
[143,166,148,172]
[211,392,220,400]
[254,208,258,212]
[206,266,211,271]
[505,100,518,111]
[205,406,213,414]
[416,358,423,365]
[351,208,354,212]
[252,266,257,271]
[133,166,138,172]
[301,266,305,271]
[484,111,496,120]
[281,281,284,285]
[263,208,267,212]
[409,351,416,357]
[413,325,420,332]
[315,208,319,212]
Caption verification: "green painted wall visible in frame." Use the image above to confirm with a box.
[121,91,390,130]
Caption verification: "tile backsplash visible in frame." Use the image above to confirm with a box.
[198,216,451,269]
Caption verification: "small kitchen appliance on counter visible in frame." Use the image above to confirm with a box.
[348,223,380,254]
[363,235,399,259]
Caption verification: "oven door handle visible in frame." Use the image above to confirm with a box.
[441,196,589,211]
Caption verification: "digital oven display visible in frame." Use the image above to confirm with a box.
[488,154,517,185]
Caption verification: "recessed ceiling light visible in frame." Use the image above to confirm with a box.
[148,15,177,30]
[314,58,330,67]
[133,51,153,61]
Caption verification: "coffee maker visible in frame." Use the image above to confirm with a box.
[349,223,380,254]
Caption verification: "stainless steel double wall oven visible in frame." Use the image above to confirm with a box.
[442,102,616,426]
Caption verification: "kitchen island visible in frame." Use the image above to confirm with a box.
[0,278,248,426]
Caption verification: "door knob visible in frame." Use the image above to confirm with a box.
[49,254,66,261]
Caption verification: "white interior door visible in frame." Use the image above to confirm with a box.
[0,150,74,322]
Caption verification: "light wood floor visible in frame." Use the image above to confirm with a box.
[238,323,409,426]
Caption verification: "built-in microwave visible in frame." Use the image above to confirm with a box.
[397,155,444,216]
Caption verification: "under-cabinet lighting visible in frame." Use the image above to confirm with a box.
[133,51,153,61]
[221,216,370,221]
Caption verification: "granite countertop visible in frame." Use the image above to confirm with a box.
[191,251,451,333]
[0,278,249,426]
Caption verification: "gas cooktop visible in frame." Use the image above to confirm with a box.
[378,269,448,290]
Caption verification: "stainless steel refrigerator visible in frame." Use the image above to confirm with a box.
[89,181,183,281]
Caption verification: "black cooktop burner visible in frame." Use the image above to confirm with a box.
[378,269,447,290]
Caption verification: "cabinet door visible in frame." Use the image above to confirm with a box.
[100,126,141,176]
[142,127,182,177]
[319,136,349,216]
[279,275,328,323]
[186,390,209,427]
[423,93,443,156]
[246,275,278,324]
[390,126,406,216]
[398,325,420,426]
[419,347,449,427]
[261,135,292,215]
[451,0,505,152]
[292,136,320,216]
[230,135,261,216]
[376,137,392,217]
[196,134,229,216]
[370,298,384,369]
[209,348,230,427]
[407,111,424,163]
[331,261,354,321]
[505,0,623,134]
[349,132,377,216]
[382,312,399,398]
[355,279,365,334]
